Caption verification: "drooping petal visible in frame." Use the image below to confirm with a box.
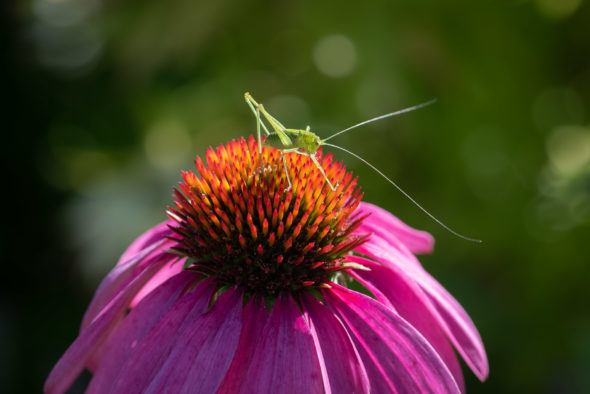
[356,236,489,381]
[86,270,199,393]
[81,244,176,331]
[117,220,176,266]
[423,276,489,381]
[143,288,243,394]
[348,256,465,392]
[301,292,370,394]
[239,293,323,393]
[85,326,118,373]
[108,279,216,393]
[44,256,170,394]
[356,202,434,255]
[324,284,461,394]
[216,295,269,394]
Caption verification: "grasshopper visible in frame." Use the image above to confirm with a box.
[244,92,336,191]
[244,92,480,242]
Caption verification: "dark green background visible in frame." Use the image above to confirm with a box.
[2,0,589,392]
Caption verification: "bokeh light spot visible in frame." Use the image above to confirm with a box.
[31,0,102,76]
[535,0,583,19]
[533,124,590,232]
[33,0,99,28]
[546,125,590,176]
[313,35,357,78]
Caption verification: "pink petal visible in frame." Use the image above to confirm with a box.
[81,243,176,331]
[324,284,461,394]
[143,288,243,394]
[216,295,268,394]
[44,257,169,394]
[301,293,370,394]
[130,259,184,307]
[348,256,465,392]
[239,293,323,394]
[108,278,216,393]
[357,201,435,255]
[85,327,118,373]
[355,229,424,272]
[117,220,176,266]
[86,270,199,393]
[423,277,489,381]
[356,237,489,381]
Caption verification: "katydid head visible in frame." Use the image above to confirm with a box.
[298,131,322,154]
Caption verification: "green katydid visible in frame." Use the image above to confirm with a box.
[244,92,481,242]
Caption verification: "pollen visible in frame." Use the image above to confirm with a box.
[167,137,367,296]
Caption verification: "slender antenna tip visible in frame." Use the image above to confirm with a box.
[322,142,482,244]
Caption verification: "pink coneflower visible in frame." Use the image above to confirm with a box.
[45,137,488,393]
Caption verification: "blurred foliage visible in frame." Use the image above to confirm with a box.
[2,0,590,392]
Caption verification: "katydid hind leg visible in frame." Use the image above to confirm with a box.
[255,106,264,170]
[309,153,338,191]
[281,152,293,191]
[245,94,272,170]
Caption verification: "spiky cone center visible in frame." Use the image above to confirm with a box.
[167,136,367,296]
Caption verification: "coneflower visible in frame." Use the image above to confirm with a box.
[45,136,488,393]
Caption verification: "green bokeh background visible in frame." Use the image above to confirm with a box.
[2,0,590,392]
